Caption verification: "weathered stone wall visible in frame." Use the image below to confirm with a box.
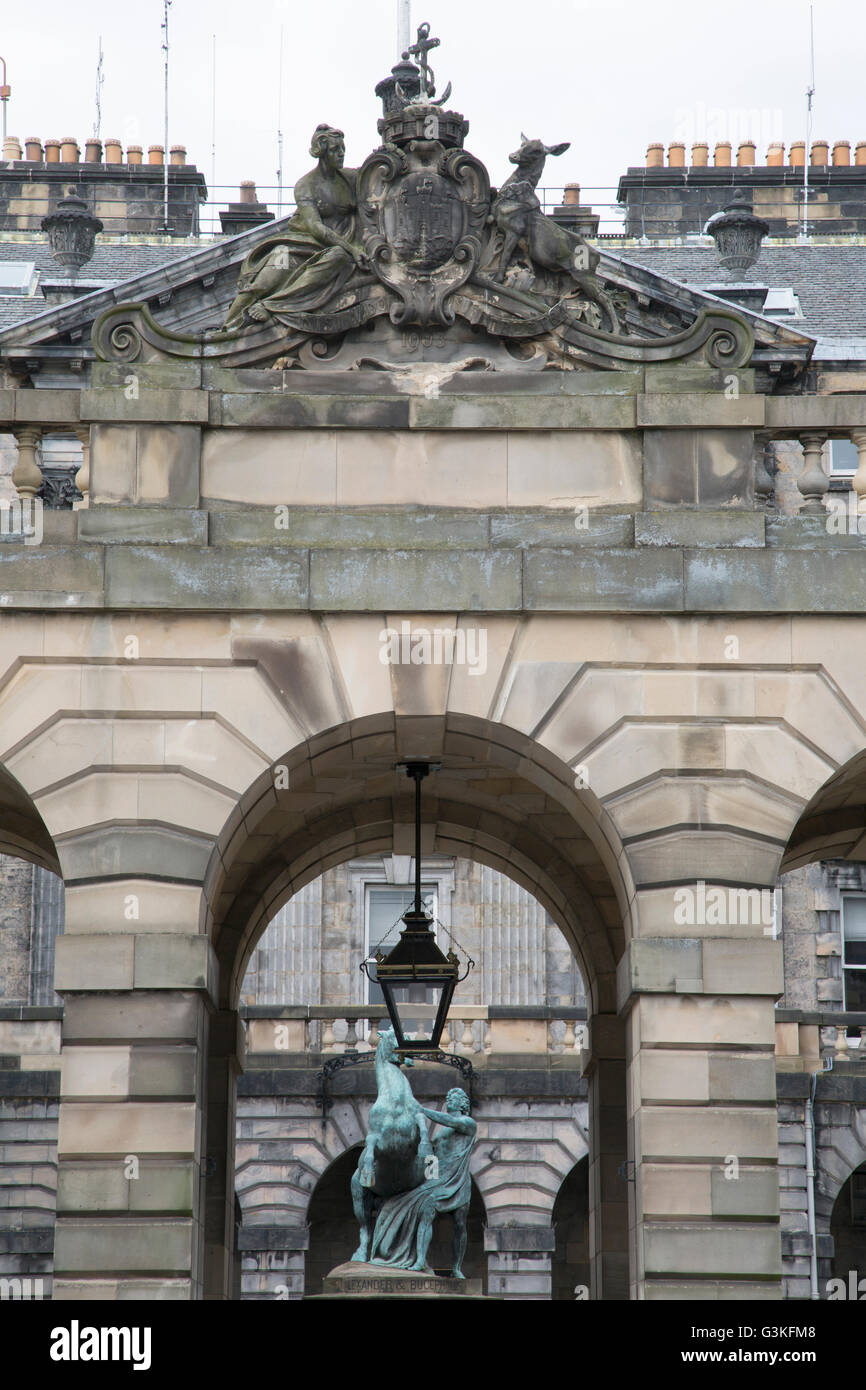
[617,166,866,240]
[241,856,585,1011]
[0,1010,62,1296]
[0,162,207,236]
[0,856,34,1005]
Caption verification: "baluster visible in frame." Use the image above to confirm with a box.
[12,426,43,500]
[797,432,829,514]
[563,1019,577,1052]
[835,1023,850,1062]
[460,1019,475,1054]
[321,1017,336,1053]
[345,1016,358,1053]
[754,432,775,510]
[368,1017,380,1050]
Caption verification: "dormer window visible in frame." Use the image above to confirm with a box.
[762,287,803,318]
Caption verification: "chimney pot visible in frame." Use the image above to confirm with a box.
[2,136,22,161]
[789,140,806,166]
[127,145,143,165]
[170,144,187,165]
[737,141,756,166]
[239,180,258,204]
[24,138,43,161]
[668,142,685,167]
[45,139,61,164]
[811,139,829,166]
[84,138,102,164]
[645,143,664,168]
[60,137,80,164]
[563,182,581,205]
[104,138,123,164]
[855,142,866,166]
[832,140,851,166]
[148,144,164,166]
[714,142,732,167]
[766,142,785,166]
[690,142,708,166]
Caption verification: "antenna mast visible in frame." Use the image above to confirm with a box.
[398,0,411,57]
[93,37,104,140]
[210,34,217,203]
[161,0,172,233]
[276,26,284,213]
[802,3,815,241]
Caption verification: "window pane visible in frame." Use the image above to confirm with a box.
[831,439,859,473]
[844,967,866,1012]
[843,897,866,941]
[366,884,437,1009]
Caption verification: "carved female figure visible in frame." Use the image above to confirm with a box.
[222,124,369,330]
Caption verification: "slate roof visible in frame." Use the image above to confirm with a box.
[0,238,208,330]
[616,243,866,344]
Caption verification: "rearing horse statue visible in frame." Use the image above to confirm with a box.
[350,1027,433,1262]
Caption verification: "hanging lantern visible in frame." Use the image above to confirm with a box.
[361,762,472,1052]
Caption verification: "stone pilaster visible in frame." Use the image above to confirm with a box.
[582,1012,629,1300]
[51,924,217,1300]
[619,930,783,1300]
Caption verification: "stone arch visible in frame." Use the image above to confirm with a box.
[203,710,631,1017]
[207,709,628,1299]
[828,1160,866,1287]
[0,762,60,873]
[815,1111,866,1239]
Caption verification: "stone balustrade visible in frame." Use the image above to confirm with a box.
[242,1004,587,1061]
[775,1009,866,1071]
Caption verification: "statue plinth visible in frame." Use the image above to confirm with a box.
[309,1261,487,1299]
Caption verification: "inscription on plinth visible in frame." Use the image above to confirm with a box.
[318,1261,483,1299]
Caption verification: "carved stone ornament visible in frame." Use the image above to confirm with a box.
[357,139,489,327]
[92,25,759,376]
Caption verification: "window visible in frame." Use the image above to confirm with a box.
[365,884,438,1032]
[841,896,866,1012]
[830,439,859,476]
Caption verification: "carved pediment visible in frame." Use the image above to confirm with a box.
[0,28,815,389]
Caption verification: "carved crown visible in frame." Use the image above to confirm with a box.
[377,104,469,151]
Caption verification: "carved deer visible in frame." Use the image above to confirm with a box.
[493,133,619,332]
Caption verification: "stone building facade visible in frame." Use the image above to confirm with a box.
[1,42,866,1304]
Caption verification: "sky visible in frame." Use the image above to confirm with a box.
[1,0,864,235]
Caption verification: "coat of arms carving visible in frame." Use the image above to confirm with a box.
[357,138,490,327]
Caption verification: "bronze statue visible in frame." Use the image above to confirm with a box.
[222,124,368,331]
[369,1087,476,1277]
[349,1028,477,1279]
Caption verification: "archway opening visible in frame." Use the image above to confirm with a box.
[552,1156,590,1301]
[830,1161,866,1290]
[206,713,631,1300]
